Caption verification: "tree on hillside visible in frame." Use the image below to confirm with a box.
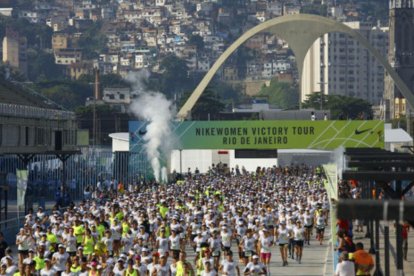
[0,16,52,48]
[77,21,108,59]
[27,50,63,81]
[257,78,300,109]
[188,34,204,51]
[159,54,191,97]
[78,73,129,88]
[34,80,93,110]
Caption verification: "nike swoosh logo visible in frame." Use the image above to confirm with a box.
[355,128,371,135]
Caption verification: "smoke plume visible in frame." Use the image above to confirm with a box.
[128,70,175,182]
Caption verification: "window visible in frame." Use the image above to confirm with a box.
[119,94,125,100]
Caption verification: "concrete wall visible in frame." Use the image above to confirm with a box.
[170,150,213,174]
[112,138,129,152]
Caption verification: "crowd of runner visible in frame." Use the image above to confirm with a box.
[5,165,331,276]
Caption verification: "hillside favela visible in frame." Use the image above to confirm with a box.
[1,0,414,275]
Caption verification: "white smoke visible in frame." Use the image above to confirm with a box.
[330,146,345,176]
[128,70,176,183]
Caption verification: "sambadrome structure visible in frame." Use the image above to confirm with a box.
[177,14,414,120]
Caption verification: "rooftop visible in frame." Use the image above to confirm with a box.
[0,80,64,110]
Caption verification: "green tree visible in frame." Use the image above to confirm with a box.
[34,80,93,110]
[27,50,63,81]
[0,16,52,48]
[300,4,328,16]
[188,34,204,51]
[300,92,328,110]
[78,73,129,88]
[257,78,299,109]
[391,115,407,130]
[214,82,244,103]
[180,87,225,120]
[302,93,373,119]
[159,54,190,97]
[77,21,108,59]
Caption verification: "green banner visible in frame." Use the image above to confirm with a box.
[130,120,384,150]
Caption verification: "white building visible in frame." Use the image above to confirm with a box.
[301,22,388,105]
[102,88,134,104]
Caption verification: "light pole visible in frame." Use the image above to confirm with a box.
[317,82,328,110]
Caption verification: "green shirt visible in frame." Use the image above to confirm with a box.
[33,256,45,271]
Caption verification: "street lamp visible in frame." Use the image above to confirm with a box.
[317,81,328,110]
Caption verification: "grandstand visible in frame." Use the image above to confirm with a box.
[0,80,78,155]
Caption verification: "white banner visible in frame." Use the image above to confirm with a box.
[16,169,28,208]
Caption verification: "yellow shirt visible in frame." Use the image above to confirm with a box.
[83,236,95,255]
[33,256,45,271]
[74,225,85,243]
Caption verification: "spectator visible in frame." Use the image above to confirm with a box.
[311,111,316,121]
[335,251,355,276]
[354,243,374,276]
[0,232,8,260]
[402,221,410,261]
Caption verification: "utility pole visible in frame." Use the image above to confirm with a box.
[317,82,328,110]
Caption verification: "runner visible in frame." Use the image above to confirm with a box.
[303,209,314,245]
[258,229,273,267]
[239,229,256,266]
[219,251,240,276]
[315,209,327,245]
[293,220,305,263]
[243,255,266,276]
[276,221,290,266]
[9,165,330,275]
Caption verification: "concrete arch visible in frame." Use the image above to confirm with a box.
[177,13,414,119]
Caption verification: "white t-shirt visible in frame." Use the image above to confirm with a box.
[16,234,29,251]
[135,263,147,276]
[40,268,57,276]
[102,237,113,252]
[221,260,238,276]
[169,235,181,250]
[259,236,273,253]
[242,236,256,252]
[155,264,169,276]
[202,271,217,276]
[221,231,232,247]
[304,214,313,226]
[244,262,266,275]
[65,235,77,252]
[335,260,355,276]
[277,228,289,244]
[112,264,125,276]
[111,225,122,240]
[157,237,169,254]
[316,216,326,228]
[209,237,221,256]
[293,227,304,241]
[193,235,207,252]
[5,265,17,275]
[52,251,69,271]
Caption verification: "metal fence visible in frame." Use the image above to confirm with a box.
[0,148,149,203]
